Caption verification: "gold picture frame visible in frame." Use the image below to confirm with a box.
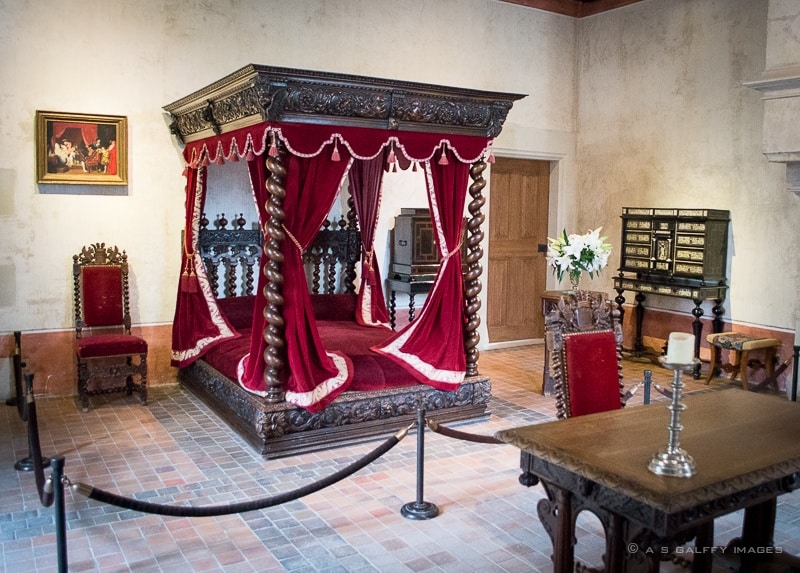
[36,111,128,185]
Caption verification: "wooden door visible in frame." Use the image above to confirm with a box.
[487,158,550,342]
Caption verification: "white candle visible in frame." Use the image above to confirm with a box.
[666,332,695,364]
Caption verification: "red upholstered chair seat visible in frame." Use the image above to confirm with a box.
[562,330,623,417]
[76,334,148,359]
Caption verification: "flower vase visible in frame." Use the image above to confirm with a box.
[568,271,582,291]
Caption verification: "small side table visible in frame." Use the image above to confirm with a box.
[386,277,434,330]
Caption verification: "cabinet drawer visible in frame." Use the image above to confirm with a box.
[676,234,705,247]
[674,262,704,276]
[624,245,650,257]
[675,248,704,262]
[625,219,652,230]
[625,231,651,243]
[678,222,706,232]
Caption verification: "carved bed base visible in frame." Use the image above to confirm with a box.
[179,359,492,458]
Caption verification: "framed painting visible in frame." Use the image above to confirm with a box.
[36,111,128,185]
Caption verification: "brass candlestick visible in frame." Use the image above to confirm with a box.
[648,357,698,478]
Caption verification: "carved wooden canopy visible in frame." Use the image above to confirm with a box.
[164,64,525,144]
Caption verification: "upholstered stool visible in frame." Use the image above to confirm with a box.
[705,332,781,389]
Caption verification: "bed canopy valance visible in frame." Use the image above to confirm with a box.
[164,64,524,438]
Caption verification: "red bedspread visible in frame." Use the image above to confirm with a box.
[201,296,418,393]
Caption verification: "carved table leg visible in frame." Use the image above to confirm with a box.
[408,294,416,323]
[728,497,777,571]
[691,299,704,379]
[614,283,626,337]
[741,497,776,548]
[711,299,725,334]
[604,512,626,573]
[537,481,575,573]
[691,520,714,573]
[634,292,646,354]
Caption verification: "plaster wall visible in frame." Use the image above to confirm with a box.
[0,0,577,369]
[765,0,800,70]
[575,0,799,333]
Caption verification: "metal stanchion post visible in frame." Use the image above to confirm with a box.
[643,369,652,405]
[401,407,439,520]
[15,373,50,472]
[50,456,68,573]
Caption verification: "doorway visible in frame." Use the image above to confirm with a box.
[486,157,551,343]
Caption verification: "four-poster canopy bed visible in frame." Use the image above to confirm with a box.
[164,64,525,457]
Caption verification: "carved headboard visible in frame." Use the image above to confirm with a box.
[199,214,360,298]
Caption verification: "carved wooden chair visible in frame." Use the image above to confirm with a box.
[547,292,626,419]
[521,292,627,482]
[520,292,624,480]
[73,243,147,412]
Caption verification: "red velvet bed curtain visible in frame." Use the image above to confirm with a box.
[171,166,238,366]
[373,147,468,390]
[238,138,356,412]
[348,155,390,327]
[173,122,490,406]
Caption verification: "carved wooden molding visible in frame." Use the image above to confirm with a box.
[164,64,525,143]
[181,359,492,458]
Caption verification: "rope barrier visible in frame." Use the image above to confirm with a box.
[72,424,412,517]
[425,418,503,445]
[624,382,672,401]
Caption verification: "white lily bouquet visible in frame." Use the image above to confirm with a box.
[546,227,612,286]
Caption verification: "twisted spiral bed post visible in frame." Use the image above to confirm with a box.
[464,159,487,377]
[263,142,287,403]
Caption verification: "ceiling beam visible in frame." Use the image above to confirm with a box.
[497,0,645,18]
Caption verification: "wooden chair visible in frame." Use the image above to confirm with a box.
[520,292,627,486]
[73,243,147,412]
[546,292,626,419]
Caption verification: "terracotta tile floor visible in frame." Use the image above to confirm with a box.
[2,345,799,572]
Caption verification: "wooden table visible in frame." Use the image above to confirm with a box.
[386,277,433,330]
[496,389,800,572]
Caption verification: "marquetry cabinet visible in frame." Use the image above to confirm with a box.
[613,208,731,376]
[387,208,467,329]
[618,207,729,283]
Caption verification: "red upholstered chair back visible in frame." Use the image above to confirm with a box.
[545,292,624,419]
[73,243,132,337]
[81,266,124,327]
[562,330,623,417]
